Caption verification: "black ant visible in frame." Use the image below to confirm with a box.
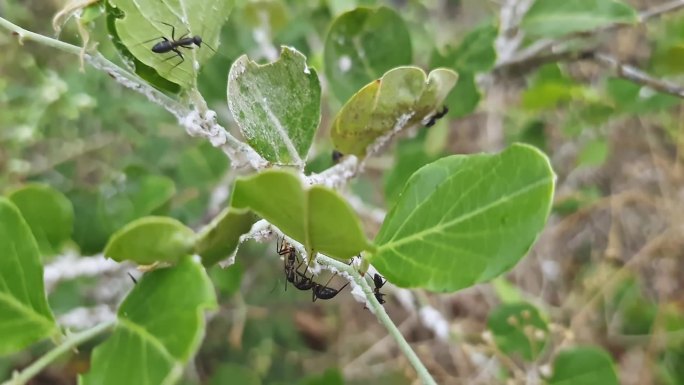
[143,21,215,70]
[278,237,318,291]
[277,237,298,290]
[277,236,349,301]
[332,150,344,164]
[311,274,349,302]
[425,105,449,127]
[372,273,387,304]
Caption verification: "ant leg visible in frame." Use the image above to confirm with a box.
[159,21,176,40]
[139,36,165,45]
[312,285,319,302]
[168,48,185,70]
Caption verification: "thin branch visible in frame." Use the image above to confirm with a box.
[2,321,115,385]
[0,16,267,170]
[589,51,684,98]
[495,0,684,75]
[316,255,438,385]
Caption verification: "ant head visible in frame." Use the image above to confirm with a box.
[195,36,217,53]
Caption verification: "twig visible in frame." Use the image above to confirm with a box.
[316,255,438,385]
[0,16,266,170]
[2,321,115,385]
[590,51,684,98]
[495,0,684,75]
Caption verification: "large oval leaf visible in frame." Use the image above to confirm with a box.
[109,0,232,88]
[228,47,320,166]
[331,66,458,156]
[0,198,57,355]
[230,170,373,260]
[8,184,74,256]
[521,0,637,39]
[324,6,412,102]
[548,346,619,385]
[80,257,216,385]
[104,216,195,264]
[369,144,555,292]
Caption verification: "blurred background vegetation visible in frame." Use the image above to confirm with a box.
[1,0,684,384]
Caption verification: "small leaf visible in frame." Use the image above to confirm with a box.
[384,135,440,206]
[548,346,619,385]
[369,144,555,292]
[71,189,111,255]
[209,262,244,296]
[299,368,345,385]
[231,170,373,260]
[0,198,57,355]
[487,303,548,361]
[577,139,609,167]
[208,363,261,385]
[444,70,480,118]
[98,172,176,233]
[521,0,638,39]
[521,64,579,111]
[331,66,458,156]
[195,207,257,267]
[431,22,497,73]
[80,257,216,385]
[108,0,232,88]
[8,184,74,256]
[228,46,321,166]
[104,216,195,264]
[324,6,412,102]
[105,1,179,93]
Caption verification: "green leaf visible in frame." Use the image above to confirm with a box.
[105,1,180,93]
[231,170,373,260]
[104,216,195,264]
[604,77,679,114]
[331,66,458,156]
[521,0,638,39]
[195,207,257,267]
[431,22,497,73]
[369,144,555,292]
[548,346,619,385]
[384,135,440,206]
[209,262,244,296]
[324,6,412,102]
[521,64,580,111]
[208,363,261,385]
[0,198,57,355]
[98,172,176,233]
[71,189,111,255]
[227,46,321,166]
[80,257,216,385]
[7,184,74,256]
[577,139,609,167]
[299,368,345,385]
[487,303,548,361]
[443,70,480,118]
[108,0,232,88]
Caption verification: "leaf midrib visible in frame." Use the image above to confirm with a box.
[377,176,552,252]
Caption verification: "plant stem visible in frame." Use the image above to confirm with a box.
[0,16,266,169]
[317,255,438,385]
[2,321,115,385]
